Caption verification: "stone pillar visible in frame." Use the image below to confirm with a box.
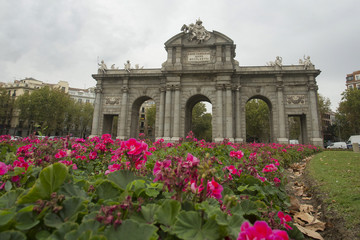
[163,86,172,141]
[225,84,234,141]
[235,86,243,143]
[308,75,322,146]
[215,84,224,142]
[171,85,181,141]
[156,87,165,140]
[118,86,129,140]
[174,47,182,70]
[276,75,288,144]
[90,85,102,137]
[215,45,222,68]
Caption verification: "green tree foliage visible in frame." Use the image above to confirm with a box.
[288,117,301,140]
[0,87,14,131]
[15,87,94,136]
[337,88,360,137]
[246,99,270,143]
[146,104,156,131]
[318,94,333,141]
[191,102,212,142]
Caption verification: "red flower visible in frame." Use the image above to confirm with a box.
[0,162,8,175]
[237,221,289,240]
[277,211,293,230]
[207,178,223,199]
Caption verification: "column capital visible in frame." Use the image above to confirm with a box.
[160,87,166,92]
[174,84,181,91]
[122,87,129,93]
[95,87,102,94]
[215,84,224,90]
[308,84,318,91]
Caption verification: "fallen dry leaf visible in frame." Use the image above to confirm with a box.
[295,223,324,240]
[300,204,314,213]
[294,212,317,224]
[306,222,326,232]
[289,196,300,211]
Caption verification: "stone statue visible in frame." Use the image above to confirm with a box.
[135,64,144,69]
[98,60,107,74]
[110,64,119,70]
[181,18,211,43]
[299,55,313,70]
[124,60,131,72]
[267,56,282,67]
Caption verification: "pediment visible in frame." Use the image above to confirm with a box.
[164,31,234,47]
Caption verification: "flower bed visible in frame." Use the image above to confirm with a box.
[0,134,320,239]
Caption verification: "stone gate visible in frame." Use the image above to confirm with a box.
[90,20,322,146]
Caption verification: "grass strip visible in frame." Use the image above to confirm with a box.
[307,151,360,232]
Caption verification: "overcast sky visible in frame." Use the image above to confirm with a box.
[1,0,359,111]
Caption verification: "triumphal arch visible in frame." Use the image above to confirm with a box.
[91,19,322,146]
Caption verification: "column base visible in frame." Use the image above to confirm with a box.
[88,135,98,139]
[170,137,180,142]
[234,138,244,143]
[277,138,289,144]
[214,138,224,142]
[310,138,323,147]
[116,136,127,140]
[226,138,235,143]
[162,137,171,142]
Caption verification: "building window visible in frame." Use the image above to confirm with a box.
[86,100,90,103]
[140,122,145,128]
[140,114,145,120]
[78,99,82,103]
[348,85,353,89]
[61,87,66,92]
[355,74,360,81]
[142,107,145,113]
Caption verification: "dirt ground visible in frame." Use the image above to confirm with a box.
[285,157,359,240]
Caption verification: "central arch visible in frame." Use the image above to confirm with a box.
[185,94,212,139]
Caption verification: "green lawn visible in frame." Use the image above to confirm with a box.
[307,151,360,231]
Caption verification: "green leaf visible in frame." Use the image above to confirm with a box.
[64,219,101,240]
[17,163,68,204]
[227,214,245,239]
[131,203,160,224]
[107,170,141,190]
[5,181,12,192]
[47,222,78,240]
[104,219,158,240]
[0,189,24,209]
[95,180,123,200]
[0,209,16,226]
[155,199,181,226]
[44,197,87,228]
[172,211,220,240]
[15,206,40,230]
[0,230,26,240]
[58,181,89,199]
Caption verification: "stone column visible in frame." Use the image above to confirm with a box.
[156,87,165,140]
[163,86,172,141]
[225,84,234,141]
[235,86,243,143]
[276,75,288,144]
[174,47,182,70]
[215,84,224,142]
[308,75,322,146]
[90,86,102,137]
[118,86,129,140]
[171,85,181,141]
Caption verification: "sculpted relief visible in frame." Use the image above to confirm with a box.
[286,95,305,105]
[105,97,121,105]
[181,19,211,43]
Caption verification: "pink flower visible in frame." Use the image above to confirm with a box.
[190,179,204,194]
[55,149,68,159]
[0,162,8,175]
[11,176,20,182]
[89,151,98,160]
[262,164,278,173]
[185,153,200,167]
[225,165,242,177]
[229,150,244,159]
[207,178,223,199]
[107,164,122,173]
[277,211,293,230]
[273,177,281,184]
[237,221,289,240]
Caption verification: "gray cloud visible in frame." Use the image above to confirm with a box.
[1,0,359,110]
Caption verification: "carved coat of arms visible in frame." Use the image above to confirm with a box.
[181,19,211,43]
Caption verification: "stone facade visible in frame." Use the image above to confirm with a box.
[91,21,322,146]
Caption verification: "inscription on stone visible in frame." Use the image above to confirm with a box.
[187,51,211,63]
[286,95,305,105]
